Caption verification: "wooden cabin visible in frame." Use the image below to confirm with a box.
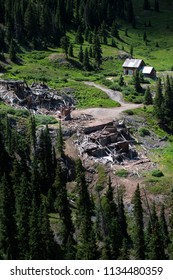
[122,59,145,75]
[142,66,156,79]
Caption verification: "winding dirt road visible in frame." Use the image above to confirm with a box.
[71,82,142,121]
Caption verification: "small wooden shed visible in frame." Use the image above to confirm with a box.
[122,59,145,75]
[142,66,156,79]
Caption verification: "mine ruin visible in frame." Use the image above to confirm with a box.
[0,79,75,120]
[75,120,138,164]
[0,79,144,166]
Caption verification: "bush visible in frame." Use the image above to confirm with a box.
[125,109,134,115]
[116,169,129,177]
[138,127,150,137]
[152,169,164,177]
[109,83,121,91]
[101,78,112,87]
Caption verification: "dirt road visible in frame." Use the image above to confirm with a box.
[71,82,142,121]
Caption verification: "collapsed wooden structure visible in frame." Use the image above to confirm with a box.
[75,120,138,164]
[0,79,75,119]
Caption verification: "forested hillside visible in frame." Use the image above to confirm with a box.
[0,0,134,48]
[0,115,173,260]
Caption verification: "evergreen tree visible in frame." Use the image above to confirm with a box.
[117,192,129,243]
[163,75,173,130]
[0,174,17,259]
[83,47,90,70]
[132,184,145,259]
[154,77,164,121]
[144,86,153,105]
[118,75,124,87]
[75,26,84,44]
[111,21,119,38]
[93,35,102,69]
[53,164,75,251]
[130,45,133,57]
[28,197,42,259]
[89,46,93,57]
[111,38,116,47]
[39,201,62,259]
[24,2,37,40]
[134,71,142,92]
[146,203,166,259]
[101,177,121,259]
[75,159,97,259]
[78,45,84,63]
[15,174,31,259]
[159,205,169,249]
[9,40,17,62]
[68,43,74,57]
[60,36,70,59]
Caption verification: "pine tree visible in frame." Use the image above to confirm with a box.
[163,75,173,130]
[39,202,62,259]
[154,77,164,121]
[118,75,124,87]
[60,36,70,59]
[117,192,129,243]
[15,174,31,259]
[75,26,84,44]
[93,35,102,69]
[101,177,121,259]
[83,47,90,70]
[111,21,119,38]
[159,205,169,249]
[75,159,97,259]
[68,43,74,57]
[134,71,142,92]
[78,45,84,63]
[132,184,145,259]
[28,197,42,259]
[89,46,93,57]
[130,45,133,57]
[53,164,75,248]
[0,174,18,259]
[24,2,36,40]
[9,40,17,62]
[146,203,166,259]
[144,86,153,105]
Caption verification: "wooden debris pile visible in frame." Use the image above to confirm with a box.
[75,120,138,164]
[0,79,75,118]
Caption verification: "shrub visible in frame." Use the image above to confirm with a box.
[125,109,134,115]
[116,169,129,177]
[152,169,164,177]
[109,83,121,91]
[138,127,150,137]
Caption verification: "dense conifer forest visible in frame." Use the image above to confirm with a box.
[0,0,135,49]
[0,115,173,260]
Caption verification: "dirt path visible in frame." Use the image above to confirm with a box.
[71,82,142,121]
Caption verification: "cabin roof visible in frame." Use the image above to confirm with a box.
[122,58,143,68]
[142,66,154,74]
